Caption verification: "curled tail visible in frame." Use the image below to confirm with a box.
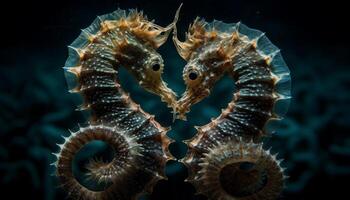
[54,125,172,200]
[53,126,139,199]
[183,138,286,200]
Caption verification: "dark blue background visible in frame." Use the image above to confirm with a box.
[0,0,349,199]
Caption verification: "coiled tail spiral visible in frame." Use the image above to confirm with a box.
[183,138,286,200]
[53,123,172,200]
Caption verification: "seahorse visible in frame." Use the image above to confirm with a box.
[52,8,180,200]
[173,18,291,199]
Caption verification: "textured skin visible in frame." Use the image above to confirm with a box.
[187,138,285,200]
[53,8,178,200]
[173,18,291,199]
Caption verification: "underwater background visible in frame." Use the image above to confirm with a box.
[0,0,349,199]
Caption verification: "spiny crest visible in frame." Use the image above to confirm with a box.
[101,6,181,49]
[173,17,236,61]
[173,18,269,62]
[173,18,208,60]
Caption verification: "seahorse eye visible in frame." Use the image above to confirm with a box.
[152,63,161,71]
[188,71,198,80]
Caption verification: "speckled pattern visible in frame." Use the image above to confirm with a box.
[173,19,290,199]
[1,1,349,200]
[54,8,177,200]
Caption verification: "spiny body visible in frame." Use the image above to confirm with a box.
[173,19,291,199]
[53,8,179,200]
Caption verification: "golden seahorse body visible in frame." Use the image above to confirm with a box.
[52,8,180,200]
[173,17,291,200]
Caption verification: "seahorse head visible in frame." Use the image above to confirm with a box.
[116,38,177,110]
[107,8,182,111]
[173,18,234,120]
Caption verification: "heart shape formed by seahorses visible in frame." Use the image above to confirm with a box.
[52,4,292,200]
